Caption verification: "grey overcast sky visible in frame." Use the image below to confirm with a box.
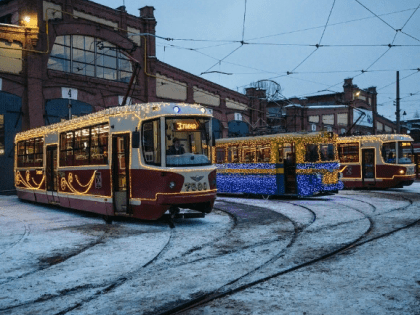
[94,0,420,121]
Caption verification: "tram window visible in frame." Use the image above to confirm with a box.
[381,142,396,164]
[305,144,319,162]
[17,137,44,167]
[243,146,254,163]
[165,117,211,166]
[60,123,109,166]
[142,119,161,166]
[320,144,335,161]
[338,143,359,163]
[26,138,35,166]
[256,145,270,163]
[34,138,44,167]
[278,147,283,163]
[228,146,239,163]
[74,128,90,165]
[17,141,25,166]
[60,131,74,166]
[216,148,225,163]
[283,143,295,165]
[90,124,109,165]
[398,142,414,164]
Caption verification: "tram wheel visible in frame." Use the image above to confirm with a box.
[103,215,113,224]
[261,194,271,200]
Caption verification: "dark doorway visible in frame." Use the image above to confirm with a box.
[362,148,375,186]
[283,142,296,194]
[112,134,130,214]
[46,145,59,203]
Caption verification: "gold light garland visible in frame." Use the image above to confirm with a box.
[60,171,97,194]
[15,170,45,190]
[214,131,339,164]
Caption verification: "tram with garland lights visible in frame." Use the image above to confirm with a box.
[14,103,217,222]
[213,131,344,198]
[337,134,415,189]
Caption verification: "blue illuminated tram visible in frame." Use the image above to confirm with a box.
[213,131,344,197]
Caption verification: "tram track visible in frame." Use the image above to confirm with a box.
[51,209,239,315]
[0,213,30,259]
[1,192,419,315]
[54,202,295,315]
[155,193,418,315]
[0,224,111,286]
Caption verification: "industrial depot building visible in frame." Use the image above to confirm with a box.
[0,0,401,193]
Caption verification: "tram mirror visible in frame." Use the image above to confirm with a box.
[132,130,140,148]
[211,132,216,146]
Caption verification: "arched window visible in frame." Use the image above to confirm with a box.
[48,35,132,83]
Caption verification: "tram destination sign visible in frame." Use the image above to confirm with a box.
[174,120,199,131]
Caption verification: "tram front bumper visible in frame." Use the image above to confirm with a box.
[156,189,217,205]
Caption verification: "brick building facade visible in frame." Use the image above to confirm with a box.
[0,0,266,192]
[267,78,400,136]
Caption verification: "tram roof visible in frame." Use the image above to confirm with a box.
[15,102,211,141]
[338,134,413,142]
[216,131,335,144]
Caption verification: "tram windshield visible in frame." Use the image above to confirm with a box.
[398,142,414,164]
[165,117,211,167]
[381,142,396,164]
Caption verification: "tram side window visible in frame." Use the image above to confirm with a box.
[60,131,74,166]
[142,119,161,166]
[305,144,319,162]
[338,143,359,163]
[216,147,225,163]
[90,124,109,165]
[227,146,239,163]
[256,145,271,163]
[60,123,109,166]
[17,137,44,167]
[74,128,90,165]
[381,142,396,164]
[278,147,283,163]
[34,138,43,167]
[320,144,335,161]
[243,146,254,163]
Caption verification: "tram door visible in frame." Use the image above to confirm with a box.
[112,134,130,214]
[46,145,59,204]
[362,149,376,186]
[283,143,296,194]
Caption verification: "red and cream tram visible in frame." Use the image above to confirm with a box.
[338,134,416,189]
[14,103,217,221]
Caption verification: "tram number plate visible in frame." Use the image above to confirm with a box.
[185,182,207,192]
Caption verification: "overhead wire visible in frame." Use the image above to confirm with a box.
[245,7,417,42]
[201,0,248,75]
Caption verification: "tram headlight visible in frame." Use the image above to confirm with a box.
[399,169,405,175]
[169,181,176,189]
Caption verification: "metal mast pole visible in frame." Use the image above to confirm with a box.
[396,71,400,133]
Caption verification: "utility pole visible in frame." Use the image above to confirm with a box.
[396,71,400,133]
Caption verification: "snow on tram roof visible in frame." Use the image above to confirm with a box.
[15,102,210,140]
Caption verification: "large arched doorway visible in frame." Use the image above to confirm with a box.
[44,99,93,125]
[228,120,249,138]
[0,92,22,193]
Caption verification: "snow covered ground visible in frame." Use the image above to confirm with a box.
[0,184,419,314]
